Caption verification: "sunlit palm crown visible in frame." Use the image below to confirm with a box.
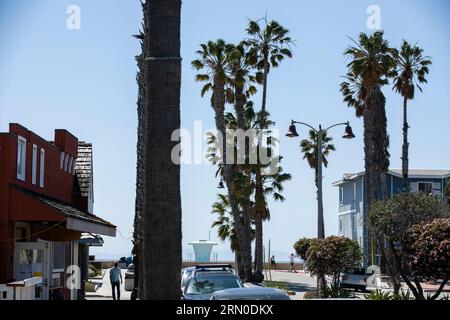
[393,40,432,100]
[244,18,293,73]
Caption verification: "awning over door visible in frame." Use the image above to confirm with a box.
[9,186,116,237]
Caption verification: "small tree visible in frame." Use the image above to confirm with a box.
[369,192,449,300]
[402,218,450,300]
[293,238,316,261]
[306,236,363,292]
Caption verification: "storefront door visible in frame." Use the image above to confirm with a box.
[14,241,50,300]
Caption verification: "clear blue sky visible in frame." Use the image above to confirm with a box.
[1,0,449,260]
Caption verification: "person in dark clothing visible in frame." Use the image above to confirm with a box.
[270,255,276,268]
[110,262,122,300]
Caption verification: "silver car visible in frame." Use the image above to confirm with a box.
[210,287,290,300]
[181,264,233,292]
[182,271,243,300]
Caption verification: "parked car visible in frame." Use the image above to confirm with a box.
[181,264,233,292]
[182,270,243,300]
[210,287,290,300]
[340,267,371,291]
[118,256,132,268]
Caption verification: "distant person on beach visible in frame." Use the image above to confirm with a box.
[110,262,122,300]
[289,253,296,273]
[270,255,276,268]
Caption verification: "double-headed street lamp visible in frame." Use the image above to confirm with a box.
[286,120,355,239]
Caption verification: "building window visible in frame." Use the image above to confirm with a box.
[39,149,45,188]
[52,242,67,271]
[418,182,432,194]
[32,144,38,185]
[353,183,356,200]
[64,153,69,171]
[17,136,27,181]
[68,157,73,174]
[339,187,343,205]
[60,152,65,169]
[339,216,343,234]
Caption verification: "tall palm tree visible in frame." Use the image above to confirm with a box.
[245,18,292,280]
[300,130,335,233]
[342,31,396,266]
[393,41,431,190]
[141,0,182,300]
[192,40,254,281]
[341,64,401,295]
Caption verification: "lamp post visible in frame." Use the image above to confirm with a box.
[286,120,355,238]
[286,120,355,296]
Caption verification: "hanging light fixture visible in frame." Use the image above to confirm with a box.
[342,122,356,139]
[286,121,299,138]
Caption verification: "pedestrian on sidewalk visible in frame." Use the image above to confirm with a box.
[110,262,123,300]
[270,255,276,268]
[289,253,296,273]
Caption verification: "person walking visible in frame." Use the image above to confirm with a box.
[289,253,296,273]
[110,262,122,300]
[270,255,276,268]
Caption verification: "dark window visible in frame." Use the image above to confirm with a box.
[53,242,67,270]
[418,182,432,194]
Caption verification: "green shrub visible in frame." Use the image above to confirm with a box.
[326,285,354,298]
[394,289,412,300]
[365,289,394,300]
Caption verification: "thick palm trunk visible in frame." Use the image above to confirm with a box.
[141,0,182,300]
[133,48,145,300]
[363,86,390,266]
[363,90,377,266]
[402,97,409,191]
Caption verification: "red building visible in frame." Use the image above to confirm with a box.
[0,123,116,300]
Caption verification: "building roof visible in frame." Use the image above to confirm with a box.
[73,142,93,198]
[389,169,450,177]
[37,196,115,229]
[333,169,450,186]
[10,186,116,237]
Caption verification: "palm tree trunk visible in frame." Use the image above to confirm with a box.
[235,249,245,279]
[254,213,264,281]
[402,97,409,191]
[142,0,182,300]
[363,91,377,267]
[250,47,270,283]
[314,159,327,297]
[260,51,269,116]
[133,46,145,299]
[213,83,253,282]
